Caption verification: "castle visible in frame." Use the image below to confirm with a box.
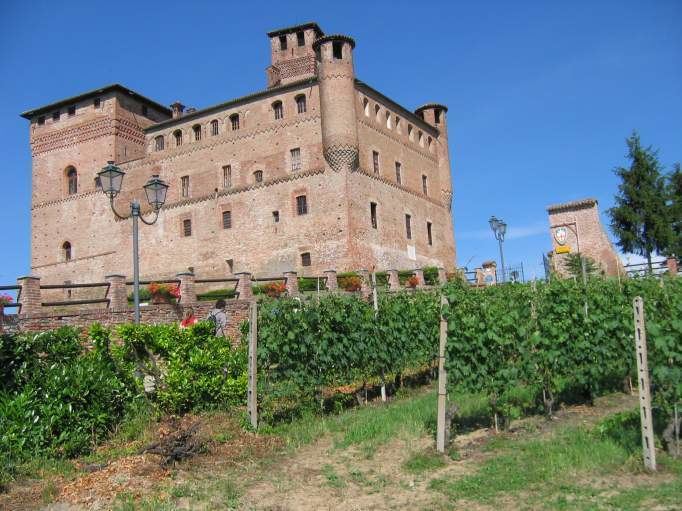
[21,23,456,284]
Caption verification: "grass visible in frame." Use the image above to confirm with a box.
[403,449,447,473]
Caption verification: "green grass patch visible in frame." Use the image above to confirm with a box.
[403,449,447,473]
[322,464,346,489]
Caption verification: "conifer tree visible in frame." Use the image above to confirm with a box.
[608,132,671,271]
[668,163,682,258]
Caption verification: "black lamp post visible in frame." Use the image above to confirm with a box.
[98,161,169,324]
[489,215,507,283]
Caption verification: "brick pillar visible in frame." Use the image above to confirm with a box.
[413,269,426,288]
[324,270,338,291]
[357,269,372,298]
[105,274,127,311]
[17,276,41,315]
[666,257,678,276]
[176,272,197,304]
[284,271,299,296]
[387,269,400,291]
[235,272,253,300]
[438,267,447,284]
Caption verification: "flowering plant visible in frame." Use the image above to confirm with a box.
[406,275,420,288]
[264,281,287,298]
[340,276,362,292]
[0,294,13,306]
[148,282,181,303]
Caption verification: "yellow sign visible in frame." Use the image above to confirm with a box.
[555,246,570,254]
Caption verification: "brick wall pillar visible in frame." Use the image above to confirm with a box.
[437,267,447,284]
[387,269,400,291]
[105,274,127,311]
[235,272,253,300]
[324,270,338,291]
[284,271,299,296]
[357,269,371,298]
[667,257,679,276]
[17,276,41,315]
[176,272,197,304]
[413,268,426,288]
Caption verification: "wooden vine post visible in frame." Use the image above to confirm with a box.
[371,271,386,402]
[633,296,656,471]
[247,301,258,430]
[436,295,449,453]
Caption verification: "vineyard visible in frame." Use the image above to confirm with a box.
[1,276,681,495]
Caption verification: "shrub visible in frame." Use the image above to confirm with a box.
[339,275,362,292]
[264,281,286,298]
[197,287,237,301]
[406,275,420,288]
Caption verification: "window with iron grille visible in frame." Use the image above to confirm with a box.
[222,210,232,229]
[155,135,164,151]
[254,170,263,183]
[290,148,301,171]
[183,219,192,237]
[273,101,283,120]
[223,165,231,188]
[67,167,78,195]
[370,202,377,229]
[395,161,402,185]
[301,252,311,266]
[174,130,183,146]
[211,119,219,136]
[296,195,308,215]
[372,151,380,174]
[296,95,306,114]
[405,214,412,240]
[181,175,190,197]
[193,125,202,141]
[230,114,240,130]
[427,222,433,246]
[422,174,428,195]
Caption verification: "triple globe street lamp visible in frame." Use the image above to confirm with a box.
[489,215,507,283]
[97,161,169,324]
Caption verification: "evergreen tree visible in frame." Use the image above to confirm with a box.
[564,253,601,279]
[608,132,671,271]
[668,163,682,258]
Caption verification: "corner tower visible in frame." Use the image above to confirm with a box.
[415,104,452,210]
[266,22,324,88]
[314,34,359,172]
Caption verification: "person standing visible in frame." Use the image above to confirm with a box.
[208,298,228,337]
[180,306,198,329]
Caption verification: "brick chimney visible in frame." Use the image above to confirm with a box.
[170,101,185,118]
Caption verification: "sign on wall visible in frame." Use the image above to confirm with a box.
[554,227,568,246]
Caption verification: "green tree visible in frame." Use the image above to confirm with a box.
[667,163,682,258]
[564,253,601,279]
[608,132,671,271]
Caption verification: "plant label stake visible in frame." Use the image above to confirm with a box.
[248,301,258,430]
[437,295,449,453]
[633,296,656,471]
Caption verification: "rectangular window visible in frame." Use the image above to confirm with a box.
[279,35,287,50]
[223,165,232,188]
[230,115,240,130]
[427,221,433,246]
[37,116,45,125]
[183,219,192,237]
[405,214,412,240]
[94,177,102,190]
[290,147,301,171]
[372,151,380,174]
[370,202,377,229]
[297,31,305,46]
[273,211,280,223]
[422,174,428,195]
[332,41,343,59]
[296,195,308,215]
[94,98,101,108]
[301,252,311,266]
[222,210,232,229]
[181,175,190,197]
[395,161,402,185]
[52,111,60,121]
[68,105,76,116]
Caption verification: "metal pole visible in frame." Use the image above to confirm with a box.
[498,238,506,283]
[132,201,141,325]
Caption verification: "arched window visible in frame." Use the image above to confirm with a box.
[363,98,369,117]
[66,167,78,195]
[154,135,164,151]
[418,131,424,147]
[173,130,183,147]
[374,104,380,122]
[210,119,219,136]
[192,125,201,141]
[408,125,414,141]
[273,101,283,120]
[253,170,263,183]
[230,114,240,131]
[395,116,401,134]
[295,95,306,114]
[62,241,72,262]
[428,136,433,151]
[385,111,392,130]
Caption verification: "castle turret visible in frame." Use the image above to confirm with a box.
[415,103,452,210]
[314,34,359,172]
[266,22,323,88]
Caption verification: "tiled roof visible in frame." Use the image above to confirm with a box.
[547,198,598,213]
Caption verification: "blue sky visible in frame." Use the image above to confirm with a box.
[0,0,680,283]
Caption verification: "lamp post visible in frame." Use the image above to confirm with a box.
[98,161,169,324]
[489,215,507,283]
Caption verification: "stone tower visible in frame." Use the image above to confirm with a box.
[415,104,452,211]
[313,35,359,172]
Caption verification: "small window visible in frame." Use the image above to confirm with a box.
[222,165,231,188]
[93,98,101,109]
[279,35,288,51]
[385,112,391,129]
[428,137,433,151]
[193,125,201,141]
[408,125,414,141]
[155,135,164,151]
[363,98,369,117]
[273,101,283,120]
[297,31,305,46]
[52,111,60,121]
[418,131,424,147]
[253,170,263,183]
[295,95,307,114]
[222,210,232,229]
[37,116,45,125]
[370,202,377,229]
[142,105,148,116]
[211,119,219,136]
[183,219,192,237]
[226,259,234,273]
[68,105,76,117]
[332,41,343,59]
[395,161,402,185]
[301,252,311,266]
[290,147,301,171]
[422,175,428,195]
[296,195,308,215]
[174,130,183,146]
[181,175,190,197]
[230,114,240,130]
[62,241,72,261]
[395,116,401,133]
[374,104,380,122]
[405,214,412,240]
[372,151,380,174]
[427,222,433,246]
[273,211,280,223]
[67,167,78,195]
[434,108,442,124]
[94,176,102,190]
